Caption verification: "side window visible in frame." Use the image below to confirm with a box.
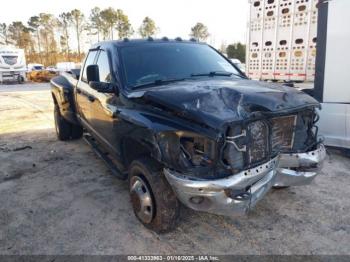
[82,50,98,82]
[96,50,112,83]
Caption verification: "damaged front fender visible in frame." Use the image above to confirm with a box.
[117,107,221,170]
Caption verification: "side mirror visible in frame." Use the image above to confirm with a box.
[86,64,100,82]
[89,81,116,94]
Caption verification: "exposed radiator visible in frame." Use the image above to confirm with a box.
[270,115,297,153]
[247,120,269,164]
[224,114,302,169]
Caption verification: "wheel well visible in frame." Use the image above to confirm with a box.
[122,138,153,168]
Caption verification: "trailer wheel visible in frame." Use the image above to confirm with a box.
[17,76,24,84]
[128,157,180,233]
[54,105,72,141]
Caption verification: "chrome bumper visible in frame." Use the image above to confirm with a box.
[164,157,278,216]
[164,144,326,217]
[275,144,327,187]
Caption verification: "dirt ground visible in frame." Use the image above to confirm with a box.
[0,83,349,255]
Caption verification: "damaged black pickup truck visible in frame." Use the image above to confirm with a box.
[51,38,326,232]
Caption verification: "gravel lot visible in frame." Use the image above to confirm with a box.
[0,83,349,255]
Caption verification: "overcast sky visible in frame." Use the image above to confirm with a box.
[2,0,249,50]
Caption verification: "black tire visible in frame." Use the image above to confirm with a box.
[128,157,180,233]
[18,76,24,84]
[54,105,83,141]
[71,124,83,139]
[54,105,71,141]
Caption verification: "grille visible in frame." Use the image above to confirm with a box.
[2,56,18,65]
[247,120,269,164]
[224,115,299,169]
[271,115,297,152]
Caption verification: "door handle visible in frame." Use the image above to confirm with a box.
[76,88,82,94]
[88,95,95,102]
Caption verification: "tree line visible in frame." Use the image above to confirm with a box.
[0,8,162,65]
[0,8,246,65]
[0,7,214,66]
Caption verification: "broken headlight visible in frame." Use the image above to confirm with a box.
[157,131,217,169]
[223,125,246,172]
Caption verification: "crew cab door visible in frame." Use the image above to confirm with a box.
[87,50,121,156]
[76,50,98,124]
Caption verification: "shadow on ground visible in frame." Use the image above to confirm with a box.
[0,129,349,255]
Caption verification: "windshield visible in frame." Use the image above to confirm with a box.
[120,43,242,89]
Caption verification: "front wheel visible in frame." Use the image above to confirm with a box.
[128,157,180,233]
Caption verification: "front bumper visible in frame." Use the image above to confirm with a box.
[164,144,326,217]
[275,144,326,187]
[164,157,278,216]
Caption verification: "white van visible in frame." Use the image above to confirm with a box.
[0,46,27,83]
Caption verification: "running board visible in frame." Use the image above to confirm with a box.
[83,134,127,180]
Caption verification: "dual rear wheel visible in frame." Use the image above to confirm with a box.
[54,105,83,141]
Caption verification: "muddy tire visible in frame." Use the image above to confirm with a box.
[54,105,71,141]
[128,157,180,233]
[54,105,83,141]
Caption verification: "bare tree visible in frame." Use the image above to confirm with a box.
[115,9,133,39]
[190,22,210,41]
[89,7,103,42]
[139,17,158,38]
[58,12,71,60]
[38,13,58,65]
[100,7,118,40]
[0,23,10,45]
[3,8,140,63]
[28,16,41,57]
[7,21,35,58]
[8,22,26,47]
[69,9,85,57]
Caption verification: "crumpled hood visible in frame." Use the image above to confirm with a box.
[136,78,319,129]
